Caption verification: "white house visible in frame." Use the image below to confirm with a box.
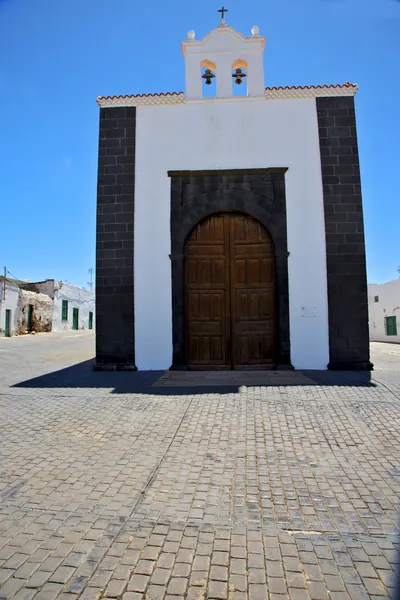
[0,278,95,336]
[20,280,95,333]
[369,280,400,343]
[52,281,95,332]
[0,277,20,337]
[95,12,371,372]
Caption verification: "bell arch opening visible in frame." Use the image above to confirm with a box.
[232,59,248,96]
[201,59,217,98]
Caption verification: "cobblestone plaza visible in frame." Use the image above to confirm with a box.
[0,333,399,599]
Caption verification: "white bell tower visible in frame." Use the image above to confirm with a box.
[182,9,266,100]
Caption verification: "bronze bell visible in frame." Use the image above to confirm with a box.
[202,69,215,85]
[232,68,246,85]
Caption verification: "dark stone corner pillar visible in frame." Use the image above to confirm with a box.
[316,96,373,370]
[95,106,137,370]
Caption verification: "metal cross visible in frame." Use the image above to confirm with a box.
[218,6,228,20]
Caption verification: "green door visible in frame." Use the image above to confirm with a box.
[27,304,33,332]
[386,316,397,336]
[72,308,79,330]
[88,311,93,330]
[5,309,11,337]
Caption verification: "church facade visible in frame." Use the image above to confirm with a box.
[95,16,372,371]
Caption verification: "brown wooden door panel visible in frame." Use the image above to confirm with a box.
[187,292,224,322]
[185,212,275,369]
[235,333,274,366]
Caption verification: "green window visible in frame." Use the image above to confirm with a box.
[88,311,93,330]
[62,300,68,321]
[385,316,397,336]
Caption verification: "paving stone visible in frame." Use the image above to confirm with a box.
[189,571,208,587]
[105,579,127,597]
[289,589,309,600]
[355,562,378,578]
[308,581,329,600]
[12,590,37,600]
[211,551,229,566]
[167,577,188,595]
[26,570,51,588]
[0,577,25,598]
[134,560,155,575]
[248,569,266,584]
[230,574,247,592]
[186,588,206,600]
[268,577,287,594]
[48,566,75,584]
[172,562,190,577]
[345,584,370,600]
[324,575,346,591]
[151,568,171,586]
[362,577,388,596]
[34,583,64,600]
[0,569,13,585]
[266,561,284,577]
[248,583,268,599]
[158,554,176,569]
[248,554,265,569]
[208,580,228,599]
[80,588,103,600]
[127,574,150,593]
[286,571,306,588]
[147,584,167,600]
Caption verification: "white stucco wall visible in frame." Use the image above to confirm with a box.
[52,282,95,331]
[368,280,400,343]
[0,281,20,336]
[133,96,330,370]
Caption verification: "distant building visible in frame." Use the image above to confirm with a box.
[0,278,95,337]
[368,280,400,343]
[0,278,20,337]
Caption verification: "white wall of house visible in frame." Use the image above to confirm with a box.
[369,280,400,343]
[0,280,20,336]
[52,282,95,331]
[134,96,330,370]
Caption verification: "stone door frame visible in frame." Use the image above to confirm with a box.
[168,168,292,370]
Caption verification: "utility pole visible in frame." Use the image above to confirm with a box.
[87,268,94,292]
[2,266,6,301]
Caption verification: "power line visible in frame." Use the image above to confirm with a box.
[7,270,20,281]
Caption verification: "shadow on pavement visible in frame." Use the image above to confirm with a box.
[12,360,375,395]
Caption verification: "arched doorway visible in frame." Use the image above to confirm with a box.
[185,212,276,369]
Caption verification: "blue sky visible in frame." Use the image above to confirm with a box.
[0,0,399,287]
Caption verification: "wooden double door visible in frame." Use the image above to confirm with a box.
[185,212,276,369]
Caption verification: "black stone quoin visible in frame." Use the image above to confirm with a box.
[317,96,372,370]
[95,106,136,370]
[168,168,292,370]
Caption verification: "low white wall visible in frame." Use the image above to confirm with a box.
[134,97,330,370]
[369,281,400,343]
[0,281,20,336]
[52,282,95,331]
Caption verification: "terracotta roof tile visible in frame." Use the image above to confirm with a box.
[96,83,357,107]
